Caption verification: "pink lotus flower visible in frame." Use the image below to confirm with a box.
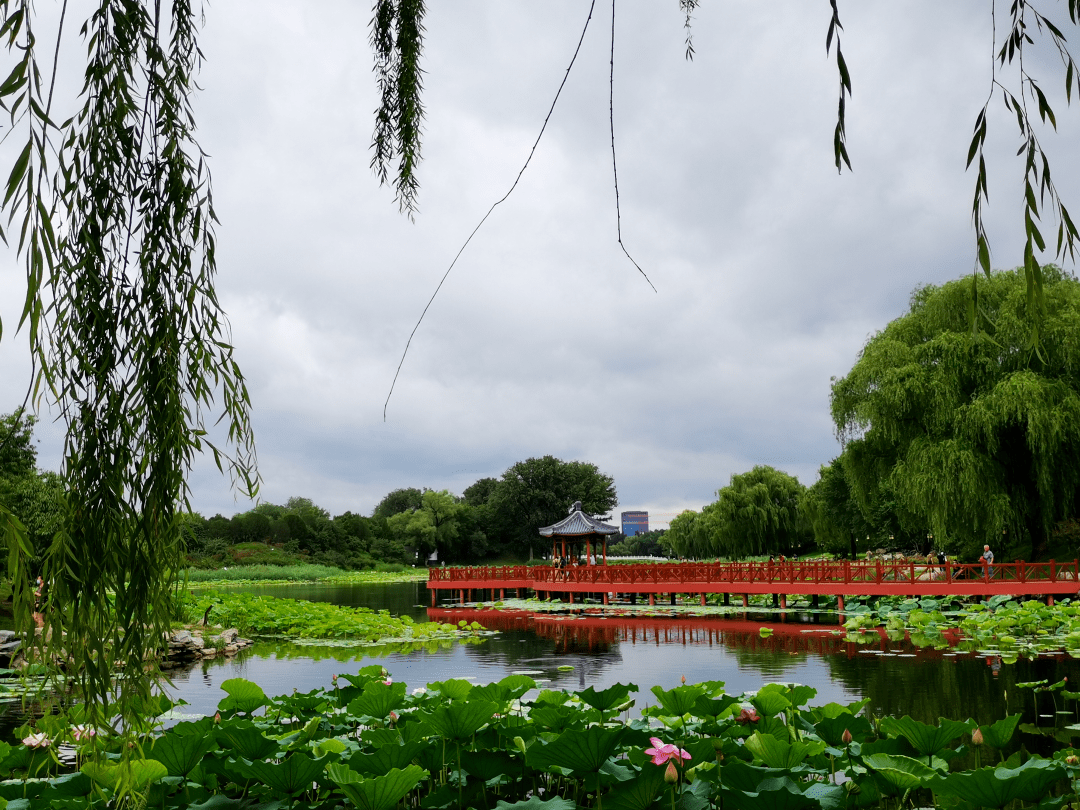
[735,708,760,725]
[644,737,691,766]
[23,733,50,748]
[72,725,96,742]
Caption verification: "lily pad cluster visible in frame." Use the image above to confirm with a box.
[183,590,471,644]
[6,668,1080,809]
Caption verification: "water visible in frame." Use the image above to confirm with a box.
[165,582,1080,735]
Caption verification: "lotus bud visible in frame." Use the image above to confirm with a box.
[214,711,221,725]
[664,760,679,784]
[389,711,398,725]
[1066,754,1079,766]
[972,727,984,746]
[681,675,686,684]
[842,728,853,745]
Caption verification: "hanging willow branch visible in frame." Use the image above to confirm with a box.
[0,0,257,736]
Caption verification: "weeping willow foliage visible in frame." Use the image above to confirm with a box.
[0,0,257,734]
[831,267,1080,559]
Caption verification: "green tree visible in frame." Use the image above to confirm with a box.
[662,510,703,558]
[831,267,1080,562]
[372,487,424,520]
[488,456,617,558]
[0,411,36,479]
[697,466,809,559]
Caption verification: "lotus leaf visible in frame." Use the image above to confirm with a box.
[243,752,329,796]
[730,775,817,810]
[460,749,518,781]
[471,675,537,706]
[977,714,1021,749]
[527,725,626,775]
[577,682,638,713]
[813,713,873,747]
[878,715,974,760]
[602,763,668,810]
[750,688,791,719]
[425,699,498,741]
[312,737,348,757]
[217,678,268,716]
[149,722,218,777]
[216,722,279,760]
[493,796,577,810]
[81,759,168,793]
[349,741,428,775]
[863,753,936,793]
[349,680,407,720]
[528,704,587,733]
[929,758,1066,808]
[650,684,707,717]
[428,678,475,701]
[45,772,93,797]
[327,762,427,810]
[744,731,825,770]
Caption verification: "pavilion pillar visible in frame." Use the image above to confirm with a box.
[568,591,574,605]
[500,589,505,600]
[460,590,465,604]
[1049,595,1056,606]
[603,539,607,566]
[603,593,609,605]
[649,593,656,606]
[700,593,706,606]
[780,594,788,610]
[837,595,845,612]
[741,594,748,608]
[430,589,436,607]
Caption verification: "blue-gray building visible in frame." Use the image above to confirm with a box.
[621,511,649,537]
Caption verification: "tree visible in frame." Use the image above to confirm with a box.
[831,267,1080,561]
[372,487,424,520]
[488,456,617,558]
[0,411,36,479]
[698,466,809,559]
[662,511,703,559]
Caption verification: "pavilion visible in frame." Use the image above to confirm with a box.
[539,501,620,566]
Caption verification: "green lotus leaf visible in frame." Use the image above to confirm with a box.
[527,725,626,775]
[217,678,268,716]
[814,713,873,747]
[81,759,168,793]
[577,683,638,713]
[603,763,667,810]
[425,699,498,741]
[878,715,974,759]
[312,737,348,757]
[428,678,474,701]
[494,796,577,810]
[149,722,218,777]
[751,688,791,719]
[528,704,587,733]
[461,749,517,781]
[804,780,845,810]
[864,753,936,793]
[929,758,1066,808]
[349,741,427,775]
[650,684,706,717]
[327,762,427,810]
[472,675,538,706]
[348,680,407,720]
[734,776,817,810]
[744,731,825,769]
[216,721,279,761]
[244,752,329,796]
[977,714,1021,749]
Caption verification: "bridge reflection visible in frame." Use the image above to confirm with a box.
[427,607,963,659]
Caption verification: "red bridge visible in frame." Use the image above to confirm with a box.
[427,559,1080,609]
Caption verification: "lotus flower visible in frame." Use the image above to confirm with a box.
[735,707,760,725]
[644,737,692,766]
[842,728,853,745]
[72,725,96,742]
[23,733,50,748]
[972,727,984,746]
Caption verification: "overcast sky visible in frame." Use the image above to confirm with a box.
[1,2,1078,526]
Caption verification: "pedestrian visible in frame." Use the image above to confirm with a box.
[981,544,995,579]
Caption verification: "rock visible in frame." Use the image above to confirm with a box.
[0,630,17,644]
[219,628,239,644]
[0,639,21,668]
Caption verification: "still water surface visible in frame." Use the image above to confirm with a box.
[168,581,1080,737]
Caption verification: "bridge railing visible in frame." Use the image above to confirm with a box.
[429,559,1080,587]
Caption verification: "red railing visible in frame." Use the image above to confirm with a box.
[429,559,1079,587]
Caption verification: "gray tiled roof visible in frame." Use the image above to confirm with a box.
[539,504,620,537]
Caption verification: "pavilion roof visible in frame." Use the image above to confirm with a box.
[538,501,620,537]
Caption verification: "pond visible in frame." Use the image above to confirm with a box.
[164,581,1080,740]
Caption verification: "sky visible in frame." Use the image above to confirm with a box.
[1,2,1078,527]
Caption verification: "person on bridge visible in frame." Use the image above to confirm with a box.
[982,545,995,579]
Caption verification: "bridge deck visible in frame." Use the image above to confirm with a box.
[427,559,1080,598]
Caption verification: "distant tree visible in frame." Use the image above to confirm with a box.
[662,511,704,558]
[463,478,498,507]
[0,470,64,565]
[831,267,1080,562]
[488,456,617,558]
[0,411,36,479]
[372,487,424,520]
[801,459,873,558]
[698,466,809,559]
[608,529,667,558]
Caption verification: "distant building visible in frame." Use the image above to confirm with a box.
[621,511,649,537]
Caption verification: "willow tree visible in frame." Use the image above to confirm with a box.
[831,267,1080,560]
[698,466,808,560]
